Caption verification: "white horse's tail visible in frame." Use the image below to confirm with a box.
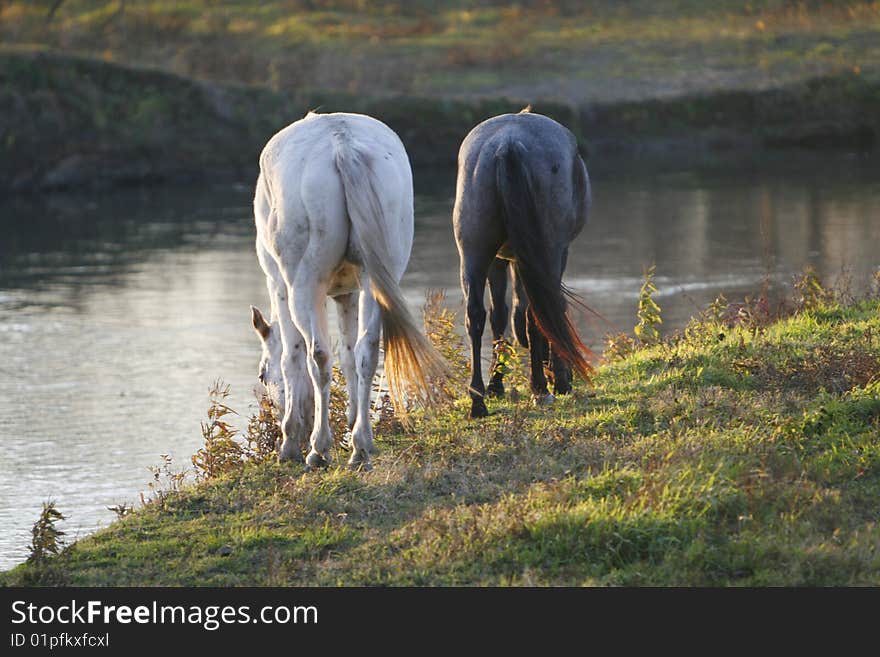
[332,130,450,412]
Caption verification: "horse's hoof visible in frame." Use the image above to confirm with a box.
[305,450,330,469]
[277,440,304,463]
[533,393,555,406]
[347,450,373,471]
[468,399,489,419]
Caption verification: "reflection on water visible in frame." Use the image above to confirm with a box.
[1,157,879,569]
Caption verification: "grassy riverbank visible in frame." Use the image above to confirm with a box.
[4,287,880,586]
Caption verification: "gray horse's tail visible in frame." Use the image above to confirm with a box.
[332,130,450,411]
[495,139,594,382]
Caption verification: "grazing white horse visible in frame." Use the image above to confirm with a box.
[250,111,447,469]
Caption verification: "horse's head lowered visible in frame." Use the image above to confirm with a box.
[251,305,285,417]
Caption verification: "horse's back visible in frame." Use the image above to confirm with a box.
[257,112,414,282]
[455,112,590,246]
[260,112,409,182]
[460,112,578,166]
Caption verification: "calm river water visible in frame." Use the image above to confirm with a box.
[1,156,879,569]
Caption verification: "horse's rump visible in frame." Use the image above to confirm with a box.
[331,126,450,410]
[494,136,594,382]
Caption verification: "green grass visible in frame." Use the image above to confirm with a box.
[3,1,880,101]
[5,298,880,586]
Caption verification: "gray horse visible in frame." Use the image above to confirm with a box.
[453,109,593,418]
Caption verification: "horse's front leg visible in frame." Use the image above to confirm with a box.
[487,257,510,398]
[275,312,310,463]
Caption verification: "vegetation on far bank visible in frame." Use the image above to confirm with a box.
[2,48,879,193]
[0,49,584,191]
[3,2,880,191]
[4,270,880,586]
[3,1,880,103]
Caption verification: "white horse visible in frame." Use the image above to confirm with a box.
[250,111,447,469]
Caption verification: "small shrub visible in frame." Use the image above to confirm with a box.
[728,287,774,332]
[831,268,855,306]
[27,500,65,565]
[244,391,282,461]
[794,265,832,311]
[679,294,731,345]
[704,294,730,324]
[635,264,662,346]
[423,288,469,391]
[107,502,133,519]
[374,391,404,435]
[143,453,187,508]
[191,380,244,481]
[603,332,636,361]
[491,337,529,392]
[330,365,350,447]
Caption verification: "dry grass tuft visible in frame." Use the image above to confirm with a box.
[422,288,469,397]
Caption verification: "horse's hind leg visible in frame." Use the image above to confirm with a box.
[461,250,495,418]
[349,283,381,470]
[551,248,573,395]
[510,265,529,348]
[276,319,310,462]
[487,257,509,398]
[550,346,572,395]
[260,243,311,463]
[548,285,573,396]
[286,268,334,469]
[527,309,553,404]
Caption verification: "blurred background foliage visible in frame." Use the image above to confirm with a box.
[2,1,878,190]
[1,1,878,100]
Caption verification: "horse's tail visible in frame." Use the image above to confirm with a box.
[332,130,450,410]
[495,138,594,382]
